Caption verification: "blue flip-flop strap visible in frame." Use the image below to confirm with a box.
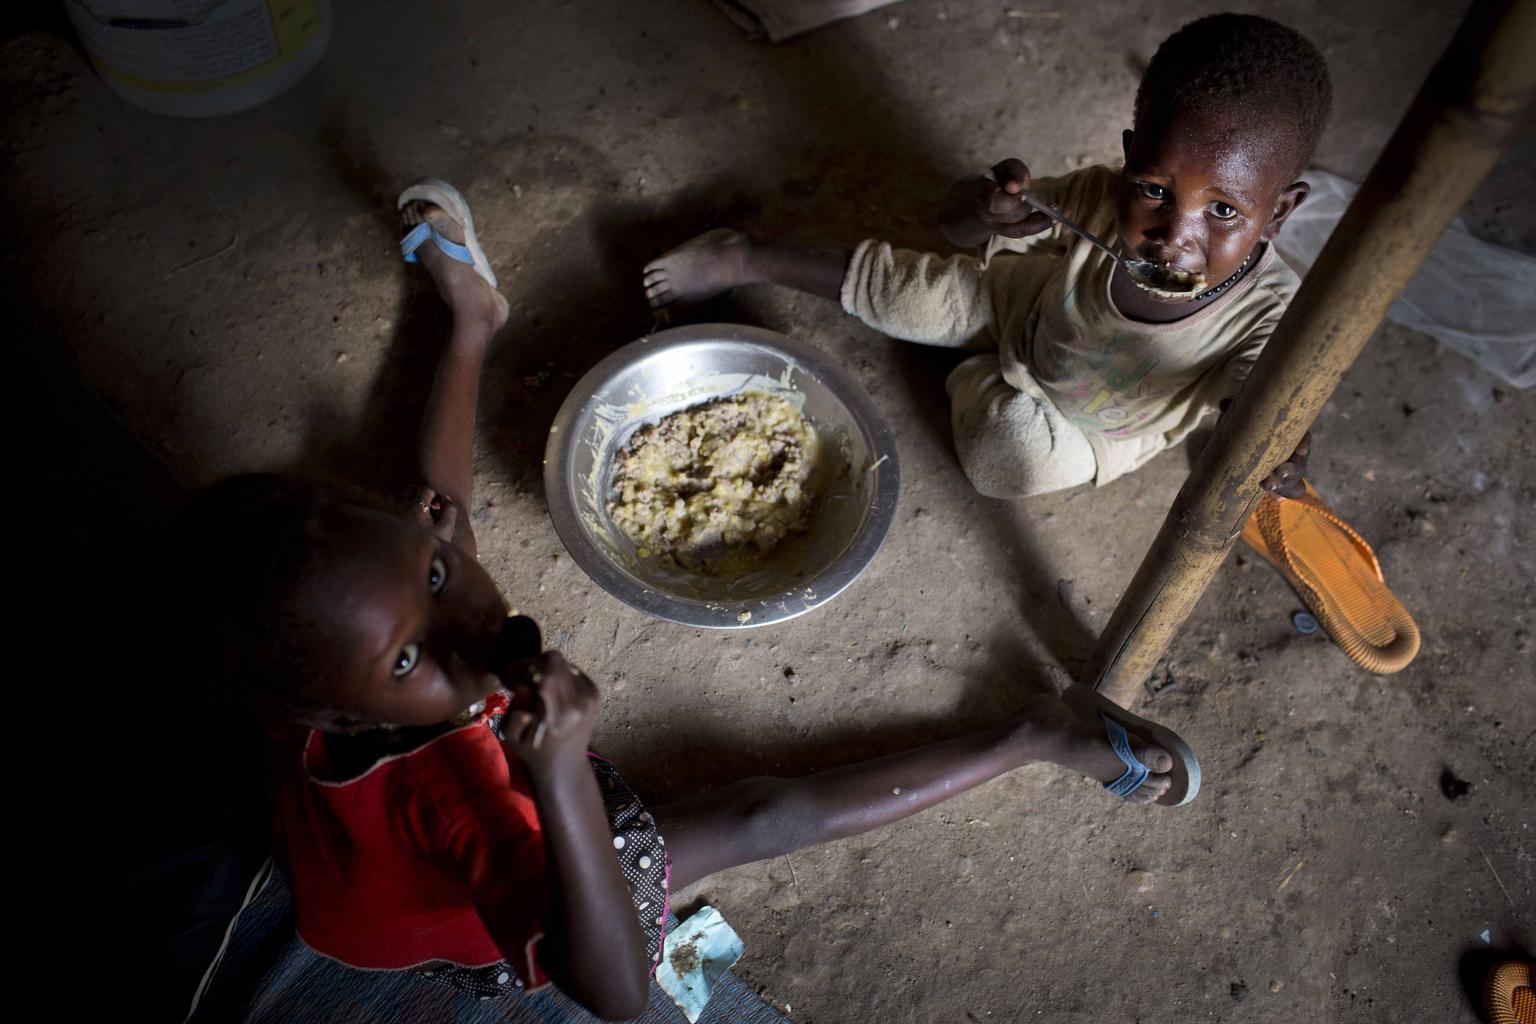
[1100,713,1150,798]
[399,221,475,267]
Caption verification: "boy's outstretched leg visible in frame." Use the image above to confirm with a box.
[643,229,850,308]
[653,683,1189,891]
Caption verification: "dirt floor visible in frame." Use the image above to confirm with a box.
[5,1,1533,1021]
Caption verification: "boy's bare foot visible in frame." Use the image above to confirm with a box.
[642,228,753,309]
[402,201,510,332]
[1012,691,1175,805]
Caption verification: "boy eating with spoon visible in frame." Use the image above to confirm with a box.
[643,13,1327,499]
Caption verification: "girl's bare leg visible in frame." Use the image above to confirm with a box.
[653,686,1175,891]
[402,200,509,555]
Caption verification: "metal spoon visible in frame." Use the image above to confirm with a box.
[1013,189,1206,295]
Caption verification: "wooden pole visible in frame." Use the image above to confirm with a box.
[1088,0,1536,706]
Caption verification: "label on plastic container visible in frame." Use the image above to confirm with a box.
[66,0,323,93]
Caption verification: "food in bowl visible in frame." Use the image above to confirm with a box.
[607,391,818,574]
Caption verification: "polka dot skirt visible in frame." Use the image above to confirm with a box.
[412,754,669,1000]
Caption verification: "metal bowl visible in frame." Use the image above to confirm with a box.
[544,324,900,628]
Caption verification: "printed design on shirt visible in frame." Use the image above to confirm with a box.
[1049,332,1175,435]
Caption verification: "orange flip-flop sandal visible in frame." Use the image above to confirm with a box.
[1241,480,1420,674]
[1486,961,1535,1024]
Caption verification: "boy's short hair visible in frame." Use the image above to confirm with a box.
[1135,13,1333,181]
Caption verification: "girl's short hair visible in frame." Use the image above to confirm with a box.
[178,473,385,713]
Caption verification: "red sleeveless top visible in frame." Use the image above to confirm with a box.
[268,693,550,988]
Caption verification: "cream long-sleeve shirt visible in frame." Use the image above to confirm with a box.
[978,164,1301,481]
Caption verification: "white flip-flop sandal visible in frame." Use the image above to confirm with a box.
[397,179,497,289]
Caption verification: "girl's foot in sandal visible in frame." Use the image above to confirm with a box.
[1059,682,1201,806]
[1011,691,1179,805]
[398,181,509,333]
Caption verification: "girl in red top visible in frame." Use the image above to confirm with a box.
[186,180,1198,1021]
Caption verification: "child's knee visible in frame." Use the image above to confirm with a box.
[954,420,1090,500]
[958,447,1050,500]
[949,375,1096,499]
